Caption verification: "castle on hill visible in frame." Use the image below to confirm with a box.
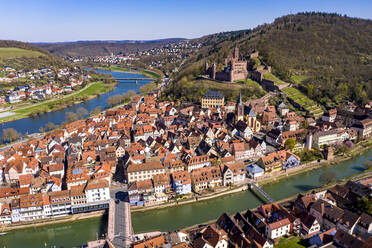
[205,47,248,83]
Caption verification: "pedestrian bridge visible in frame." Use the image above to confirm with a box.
[107,191,133,248]
[249,182,274,203]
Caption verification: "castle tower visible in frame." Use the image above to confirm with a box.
[234,47,239,60]
[211,63,216,80]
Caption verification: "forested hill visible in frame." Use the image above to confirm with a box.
[0,40,68,70]
[174,12,372,106]
[36,38,186,57]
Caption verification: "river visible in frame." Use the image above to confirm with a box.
[0,70,152,137]
[1,149,371,248]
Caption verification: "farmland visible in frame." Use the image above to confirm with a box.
[0,47,45,59]
[282,86,324,117]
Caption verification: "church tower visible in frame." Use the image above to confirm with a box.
[236,91,244,121]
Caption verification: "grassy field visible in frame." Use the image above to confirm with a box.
[139,69,161,80]
[0,47,45,59]
[263,72,287,86]
[291,75,308,84]
[235,79,265,88]
[97,65,131,73]
[0,81,112,123]
[282,86,323,117]
[276,236,308,248]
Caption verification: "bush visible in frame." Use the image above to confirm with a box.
[319,170,336,185]
[2,128,21,142]
[76,107,88,119]
[65,112,78,123]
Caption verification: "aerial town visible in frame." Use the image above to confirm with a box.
[0,4,372,248]
[0,48,371,248]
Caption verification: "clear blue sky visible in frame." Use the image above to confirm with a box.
[1,0,371,42]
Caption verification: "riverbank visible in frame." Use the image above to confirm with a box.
[1,143,370,233]
[1,149,371,247]
[0,81,116,124]
[0,210,106,232]
[182,172,372,233]
[130,139,372,213]
[95,65,162,80]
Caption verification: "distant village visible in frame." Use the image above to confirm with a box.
[69,40,202,72]
[0,66,91,105]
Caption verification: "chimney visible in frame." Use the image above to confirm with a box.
[321,202,325,216]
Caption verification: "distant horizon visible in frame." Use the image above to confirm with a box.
[30,38,189,44]
[1,0,371,43]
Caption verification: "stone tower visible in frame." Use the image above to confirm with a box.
[211,63,216,80]
[234,47,239,59]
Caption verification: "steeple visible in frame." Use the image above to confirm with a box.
[238,91,243,106]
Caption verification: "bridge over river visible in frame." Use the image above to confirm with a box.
[99,77,153,81]
[107,191,133,248]
[249,182,274,203]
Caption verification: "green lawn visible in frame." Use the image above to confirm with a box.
[139,69,161,80]
[236,79,262,87]
[74,81,111,98]
[276,236,308,248]
[0,47,45,59]
[263,72,287,86]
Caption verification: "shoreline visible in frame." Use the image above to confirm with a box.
[2,143,371,232]
[182,171,372,233]
[0,210,106,232]
[0,81,116,124]
[94,66,162,80]
[0,67,160,125]
[132,140,372,213]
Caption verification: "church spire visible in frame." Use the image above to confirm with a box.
[238,91,242,106]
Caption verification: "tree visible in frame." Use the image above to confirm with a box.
[319,170,336,185]
[76,107,88,119]
[45,122,56,131]
[284,138,296,150]
[65,112,78,123]
[2,128,21,143]
[92,106,101,115]
[337,144,350,155]
[363,160,372,170]
[302,120,309,129]
[356,197,372,214]
[107,95,121,107]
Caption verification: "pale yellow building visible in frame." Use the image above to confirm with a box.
[201,91,224,109]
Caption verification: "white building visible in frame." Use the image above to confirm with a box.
[85,181,110,203]
[265,218,291,239]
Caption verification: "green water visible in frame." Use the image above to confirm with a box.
[1,149,371,248]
